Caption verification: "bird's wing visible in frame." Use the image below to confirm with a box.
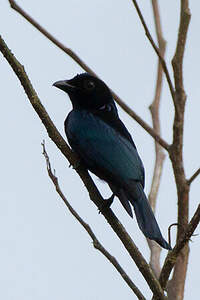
[92,103,137,147]
[66,111,144,186]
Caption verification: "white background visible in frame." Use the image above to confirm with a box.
[1,1,199,299]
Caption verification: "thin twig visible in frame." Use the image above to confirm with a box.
[168,223,179,248]
[187,167,200,185]
[42,142,146,300]
[147,0,166,279]
[131,0,175,102]
[159,204,200,290]
[0,34,166,300]
[7,0,170,151]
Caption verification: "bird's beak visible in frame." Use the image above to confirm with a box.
[52,80,76,93]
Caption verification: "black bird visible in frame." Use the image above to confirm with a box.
[53,73,171,250]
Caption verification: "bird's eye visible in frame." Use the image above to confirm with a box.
[84,80,95,91]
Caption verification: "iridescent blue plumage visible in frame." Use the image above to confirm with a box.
[53,73,171,250]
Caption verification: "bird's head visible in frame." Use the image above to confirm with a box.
[53,73,114,110]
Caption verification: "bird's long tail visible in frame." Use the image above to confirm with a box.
[124,182,171,250]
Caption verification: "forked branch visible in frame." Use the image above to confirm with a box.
[167,2,191,299]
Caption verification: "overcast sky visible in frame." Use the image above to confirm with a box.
[1,1,199,299]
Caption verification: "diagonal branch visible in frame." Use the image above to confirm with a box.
[7,0,170,151]
[159,204,200,290]
[42,142,146,300]
[0,34,166,300]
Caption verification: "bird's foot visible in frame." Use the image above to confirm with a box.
[98,194,115,214]
[69,159,82,170]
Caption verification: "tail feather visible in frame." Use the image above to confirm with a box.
[117,189,133,218]
[125,181,171,250]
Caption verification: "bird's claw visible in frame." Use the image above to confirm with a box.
[98,194,115,214]
[72,160,81,170]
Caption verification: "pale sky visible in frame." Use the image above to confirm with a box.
[1,1,199,299]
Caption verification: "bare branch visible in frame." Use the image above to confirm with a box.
[172,1,191,95]
[159,204,200,290]
[131,0,175,102]
[113,94,170,151]
[0,34,166,300]
[187,167,200,185]
[147,0,166,279]
[168,2,191,299]
[7,0,170,151]
[42,142,146,300]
